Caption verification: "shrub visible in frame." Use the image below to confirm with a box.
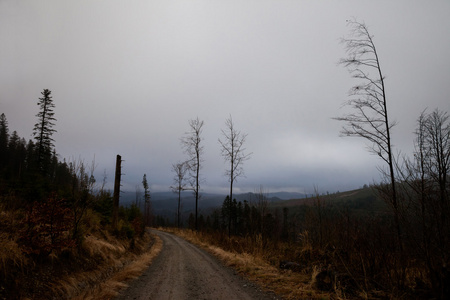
[19,194,76,256]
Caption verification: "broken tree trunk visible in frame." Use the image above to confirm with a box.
[112,154,122,230]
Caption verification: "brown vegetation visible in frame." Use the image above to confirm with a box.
[0,201,160,299]
[160,177,448,299]
[1,106,160,299]
[72,233,162,300]
[164,228,346,299]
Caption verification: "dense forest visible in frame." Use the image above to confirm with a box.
[0,90,149,299]
[0,91,144,240]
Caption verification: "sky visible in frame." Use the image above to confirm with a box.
[1,1,449,195]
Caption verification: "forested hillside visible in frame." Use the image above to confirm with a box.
[0,94,152,299]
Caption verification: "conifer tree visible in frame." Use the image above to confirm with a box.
[0,113,9,170]
[33,89,56,175]
[142,174,152,225]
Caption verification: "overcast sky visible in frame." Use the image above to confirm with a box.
[1,1,449,195]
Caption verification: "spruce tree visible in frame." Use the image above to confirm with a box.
[142,174,151,225]
[33,89,56,175]
[0,113,9,170]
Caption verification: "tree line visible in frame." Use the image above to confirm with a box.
[0,90,145,258]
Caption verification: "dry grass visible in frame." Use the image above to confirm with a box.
[70,233,162,300]
[0,232,29,277]
[83,233,127,261]
[40,230,133,298]
[0,201,165,299]
[164,228,336,299]
[0,205,32,298]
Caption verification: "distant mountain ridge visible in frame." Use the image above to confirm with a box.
[119,190,307,218]
[119,187,383,222]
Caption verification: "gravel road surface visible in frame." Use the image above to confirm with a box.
[116,230,277,300]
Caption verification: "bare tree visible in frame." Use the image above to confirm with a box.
[424,109,450,205]
[399,111,429,250]
[181,117,204,231]
[398,108,450,297]
[135,184,142,208]
[253,185,269,238]
[68,157,96,241]
[219,115,252,202]
[420,109,450,298]
[219,115,252,236]
[334,19,402,253]
[170,161,188,228]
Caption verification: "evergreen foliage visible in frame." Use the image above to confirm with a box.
[33,89,57,176]
[0,107,144,251]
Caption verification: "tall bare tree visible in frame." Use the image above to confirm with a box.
[334,19,401,252]
[170,161,188,228]
[219,116,251,236]
[398,108,450,296]
[419,109,450,297]
[181,117,204,231]
[424,109,450,205]
[219,115,252,202]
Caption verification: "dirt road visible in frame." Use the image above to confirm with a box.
[116,230,277,300]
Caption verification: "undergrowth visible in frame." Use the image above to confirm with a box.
[163,228,347,300]
[0,203,158,299]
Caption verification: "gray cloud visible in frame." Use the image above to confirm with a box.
[1,1,449,194]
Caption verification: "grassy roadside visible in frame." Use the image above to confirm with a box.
[163,228,343,300]
[71,232,162,300]
[0,201,162,299]
[1,227,162,299]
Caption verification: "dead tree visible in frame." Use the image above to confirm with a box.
[170,161,188,228]
[112,154,122,230]
[218,115,252,236]
[421,109,450,298]
[423,109,450,206]
[254,185,269,239]
[399,109,450,297]
[181,117,204,231]
[334,19,402,258]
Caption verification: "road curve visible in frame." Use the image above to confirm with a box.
[116,230,277,300]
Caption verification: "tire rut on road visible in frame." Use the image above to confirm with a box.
[116,230,277,300]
